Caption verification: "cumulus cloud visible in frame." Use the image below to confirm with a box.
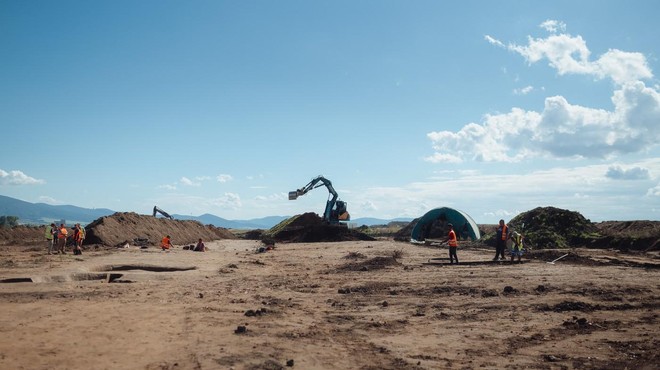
[428,21,659,163]
[211,192,242,209]
[540,19,566,33]
[180,177,201,187]
[606,165,650,180]
[38,196,58,204]
[647,183,660,197]
[217,174,233,183]
[0,169,45,185]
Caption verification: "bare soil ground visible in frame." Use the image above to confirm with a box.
[0,240,658,370]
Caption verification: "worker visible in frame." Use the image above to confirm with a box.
[45,223,55,254]
[161,235,172,251]
[193,238,206,252]
[493,219,508,261]
[510,231,524,263]
[57,224,68,254]
[73,224,83,255]
[446,223,459,265]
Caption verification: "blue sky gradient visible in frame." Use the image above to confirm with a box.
[2,1,659,223]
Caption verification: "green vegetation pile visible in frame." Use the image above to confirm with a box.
[263,212,375,243]
[504,206,598,249]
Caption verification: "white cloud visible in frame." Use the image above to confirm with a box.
[513,85,534,95]
[211,192,242,209]
[540,19,566,33]
[195,176,211,181]
[360,200,378,212]
[506,21,652,85]
[158,184,177,190]
[353,159,660,222]
[38,196,59,204]
[647,183,660,197]
[0,169,45,185]
[180,177,200,187]
[606,165,650,180]
[428,22,660,163]
[217,174,233,183]
[484,35,504,48]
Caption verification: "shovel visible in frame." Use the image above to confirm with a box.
[547,253,569,264]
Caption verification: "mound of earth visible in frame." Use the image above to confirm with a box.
[84,212,236,247]
[0,225,44,246]
[503,207,597,249]
[263,213,376,243]
[392,218,418,241]
[591,221,660,251]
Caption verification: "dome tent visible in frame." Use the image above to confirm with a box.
[411,207,480,242]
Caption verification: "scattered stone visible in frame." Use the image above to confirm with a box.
[338,287,351,294]
[535,285,546,293]
[381,301,389,307]
[198,293,204,299]
[234,325,247,334]
[286,359,294,367]
[503,286,517,294]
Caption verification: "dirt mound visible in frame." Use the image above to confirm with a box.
[264,213,376,243]
[591,221,660,251]
[393,218,418,241]
[0,225,44,246]
[506,207,597,249]
[84,212,236,247]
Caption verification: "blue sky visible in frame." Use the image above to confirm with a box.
[1,0,659,223]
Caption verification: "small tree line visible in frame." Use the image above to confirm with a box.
[0,216,19,228]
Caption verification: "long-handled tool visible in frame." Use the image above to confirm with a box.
[547,253,569,264]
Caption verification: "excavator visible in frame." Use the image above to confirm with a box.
[289,175,350,224]
[152,206,173,220]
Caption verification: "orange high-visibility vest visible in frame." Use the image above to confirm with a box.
[58,227,68,239]
[161,237,171,248]
[448,230,458,247]
[501,224,508,240]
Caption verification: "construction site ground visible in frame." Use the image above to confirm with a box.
[0,240,658,370]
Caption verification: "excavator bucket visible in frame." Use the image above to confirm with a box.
[288,191,299,200]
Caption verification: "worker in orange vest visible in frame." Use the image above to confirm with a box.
[446,223,459,265]
[57,224,68,254]
[161,235,173,251]
[494,219,509,261]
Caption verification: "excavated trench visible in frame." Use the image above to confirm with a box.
[0,264,197,284]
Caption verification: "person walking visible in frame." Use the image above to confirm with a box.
[493,219,509,261]
[57,224,68,254]
[446,223,459,265]
[45,223,55,254]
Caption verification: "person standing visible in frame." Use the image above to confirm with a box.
[57,224,68,254]
[72,224,83,255]
[446,223,459,265]
[45,223,55,254]
[510,231,524,263]
[493,219,508,261]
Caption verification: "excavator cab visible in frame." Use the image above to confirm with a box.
[334,200,350,221]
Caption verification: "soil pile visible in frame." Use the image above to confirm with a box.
[503,207,597,249]
[591,220,660,251]
[0,225,44,246]
[263,213,376,243]
[392,218,418,241]
[84,212,236,247]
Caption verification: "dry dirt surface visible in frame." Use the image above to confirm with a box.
[1,240,659,370]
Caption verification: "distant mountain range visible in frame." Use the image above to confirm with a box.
[0,195,412,229]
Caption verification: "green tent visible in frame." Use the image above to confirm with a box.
[411,207,480,241]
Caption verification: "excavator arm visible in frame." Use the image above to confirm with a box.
[153,206,173,220]
[289,175,350,223]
